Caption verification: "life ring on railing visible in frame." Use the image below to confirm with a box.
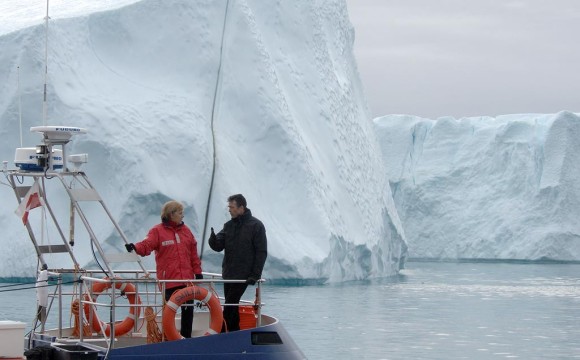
[162,285,223,340]
[83,278,141,337]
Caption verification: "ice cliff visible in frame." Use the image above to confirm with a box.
[375,111,580,261]
[0,0,407,282]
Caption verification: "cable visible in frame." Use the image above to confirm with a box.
[89,235,109,277]
[0,281,41,288]
[200,0,231,260]
[0,279,80,293]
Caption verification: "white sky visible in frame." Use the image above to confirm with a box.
[346,0,580,119]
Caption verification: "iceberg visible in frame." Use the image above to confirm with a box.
[375,111,580,261]
[0,0,407,282]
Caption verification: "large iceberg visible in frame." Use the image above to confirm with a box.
[0,0,407,282]
[375,111,580,261]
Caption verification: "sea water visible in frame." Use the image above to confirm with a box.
[1,261,580,360]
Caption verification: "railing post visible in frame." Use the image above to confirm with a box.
[256,281,262,327]
[161,281,166,342]
[58,274,62,338]
[79,278,84,342]
[110,278,116,349]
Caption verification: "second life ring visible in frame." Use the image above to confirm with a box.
[83,278,141,337]
[162,285,223,340]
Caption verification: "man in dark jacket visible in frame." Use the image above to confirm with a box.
[209,194,267,332]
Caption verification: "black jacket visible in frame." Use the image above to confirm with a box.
[209,208,267,280]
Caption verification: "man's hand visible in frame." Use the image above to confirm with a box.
[246,277,257,286]
[209,227,217,242]
[125,243,136,252]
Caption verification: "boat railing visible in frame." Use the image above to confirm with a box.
[66,270,264,349]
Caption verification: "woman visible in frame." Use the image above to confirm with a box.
[125,200,203,338]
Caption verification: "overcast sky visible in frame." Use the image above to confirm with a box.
[346,0,580,119]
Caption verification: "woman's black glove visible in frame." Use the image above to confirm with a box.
[125,243,136,252]
[195,273,204,280]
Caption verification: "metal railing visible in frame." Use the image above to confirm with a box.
[73,270,263,351]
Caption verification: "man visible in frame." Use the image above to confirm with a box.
[209,194,267,332]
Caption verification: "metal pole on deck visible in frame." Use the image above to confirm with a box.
[255,283,262,327]
[58,274,62,338]
[110,278,116,350]
[79,279,84,342]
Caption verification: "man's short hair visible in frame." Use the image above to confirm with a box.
[228,194,247,208]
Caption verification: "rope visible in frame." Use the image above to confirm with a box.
[145,306,162,344]
[200,0,231,260]
[137,275,162,343]
[70,299,91,337]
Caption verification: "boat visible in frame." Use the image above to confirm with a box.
[2,126,306,359]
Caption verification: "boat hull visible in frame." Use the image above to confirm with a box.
[28,319,306,359]
[108,321,305,359]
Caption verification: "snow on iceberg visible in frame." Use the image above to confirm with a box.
[375,111,580,261]
[0,0,407,282]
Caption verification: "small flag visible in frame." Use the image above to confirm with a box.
[15,180,44,225]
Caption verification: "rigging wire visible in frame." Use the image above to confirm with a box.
[0,279,80,293]
[200,0,231,260]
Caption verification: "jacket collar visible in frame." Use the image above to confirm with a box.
[162,220,182,229]
[233,208,252,223]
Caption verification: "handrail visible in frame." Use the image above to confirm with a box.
[76,272,265,350]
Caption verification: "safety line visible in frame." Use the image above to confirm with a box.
[200,0,231,260]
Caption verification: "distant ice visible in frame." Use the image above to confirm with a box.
[375,111,580,261]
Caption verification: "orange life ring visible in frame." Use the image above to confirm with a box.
[83,278,141,337]
[162,285,223,340]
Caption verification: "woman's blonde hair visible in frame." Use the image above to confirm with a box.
[161,200,184,222]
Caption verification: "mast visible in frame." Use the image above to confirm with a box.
[42,0,50,126]
[18,66,22,146]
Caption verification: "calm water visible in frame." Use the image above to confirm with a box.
[1,262,580,359]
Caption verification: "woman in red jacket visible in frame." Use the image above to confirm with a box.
[125,200,203,338]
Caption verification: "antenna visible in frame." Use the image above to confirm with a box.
[18,65,23,147]
[42,0,50,126]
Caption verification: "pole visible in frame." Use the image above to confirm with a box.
[42,0,50,126]
[18,66,23,147]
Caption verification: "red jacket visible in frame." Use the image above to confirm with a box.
[134,221,202,289]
